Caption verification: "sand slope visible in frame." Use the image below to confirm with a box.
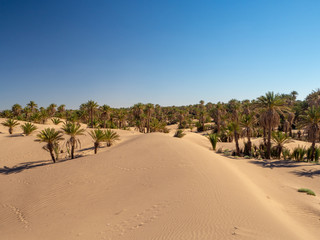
[1,122,320,239]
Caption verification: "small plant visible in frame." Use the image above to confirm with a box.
[21,122,37,136]
[51,118,62,125]
[1,118,20,134]
[298,188,316,196]
[174,129,186,138]
[244,155,251,159]
[292,146,306,161]
[104,129,120,147]
[282,148,291,160]
[208,133,219,151]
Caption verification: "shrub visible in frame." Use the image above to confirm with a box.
[51,118,62,125]
[292,146,306,161]
[208,133,219,151]
[298,188,316,196]
[21,122,37,136]
[282,148,291,160]
[174,129,186,138]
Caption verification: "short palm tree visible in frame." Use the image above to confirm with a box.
[1,119,20,134]
[208,133,219,151]
[256,92,288,159]
[89,129,106,154]
[300,106,320,161]
[271,131,292,159]
[36,128,64,162]
[21,122,37,136]
[104,129,120,147]
[62,122,85,159]
[51,118,62,125]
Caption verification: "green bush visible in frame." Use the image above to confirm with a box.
[174,129,186,138]
[208,133,219,151]
[298,188,316,196]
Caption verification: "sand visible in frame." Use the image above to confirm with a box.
[1,118,320,239]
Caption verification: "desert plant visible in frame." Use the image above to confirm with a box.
[89,129,106,154]
[36,128,64,163]
[298,188,316,196]
[271,131,292,159]
[208,133,219,151]
[1,118,20,134]
[292,146,306,161]
[51,118,62,125]
[282,148,291,160]
[174,129,186,138]
[104,129,120,147]
[62,122,85,159]
[21,122,37,136]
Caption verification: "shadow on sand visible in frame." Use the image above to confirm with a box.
[290,169,320,178]
[249,159,311,169]
[0,158,70,175]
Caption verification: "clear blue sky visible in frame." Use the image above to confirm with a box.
[1,0,320,110]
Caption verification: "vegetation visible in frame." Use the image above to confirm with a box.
[174,129,186,138]
[2,89,320,162]
[35,128,64,162]
[51,118,62,125]
[104,129,120,146]
[208,133,219,151]
[89,129,106,154]
[298,188,316,196]
[62,122,85,159]
[21,122,37,136]
[1,119,20,134]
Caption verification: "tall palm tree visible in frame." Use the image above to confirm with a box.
[36,128,64,163]
[271,131,292,159]
[228,99,241,156]
[104,129,120,147]
[240,113,256,156]
[89,129,106,154]
[85,100,99,127]
[145,103,154,133]
[62,122,85,159]
[100,104,111,128]
[27,101,38,113]
[11,104,22,117]
[256,92,287,159]
[300,106,320,161]
[1,119,20,134]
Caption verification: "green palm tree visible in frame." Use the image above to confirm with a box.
[300,106,320,161]
[12,104,22,117]
[104,129,120,147]
[1,119,20,134]
[21,122,37,136]
[271,131,292,159]
[240,113,256,156]
[89,129,106,154]
[36,128,64,162]
[62,122,85,159]
[85,100,99,127]
[256,92,287,159]
[27,101,38,113]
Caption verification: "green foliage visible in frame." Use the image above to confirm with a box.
[282,148,291,160]
[1,118,20,134]
[51,118,62,125]
[292,146,306,161]
[89,129,107,154]
[298,188,316,196]
[104,129,120,147]
[208,133,219,151]
[174,129,186,138]
[62,122,85,159]
[21,122,37,136]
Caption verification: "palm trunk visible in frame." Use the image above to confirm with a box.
[311,140,316,162]
[71,144,75,159]
[234,131,240,156]
[247,129,252,156]
[9,127,12,134]
[266,125,272,159]
[263,127,267,146]
[94,142,98,154]
[48,145,56,163]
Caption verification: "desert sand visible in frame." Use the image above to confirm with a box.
[1,119,320,239]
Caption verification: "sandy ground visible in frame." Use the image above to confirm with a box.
[1,119,320,239]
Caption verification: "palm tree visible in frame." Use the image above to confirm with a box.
[240,113,256,155]
[300,106,320,161]
[104,129,120,147]
[1,119,20,134]
[228,99,241,156]
[100,104,111,128]
[21,122,37,136]
[27,101,38,113]
[145,103,154,133]
[271,131,292,159]
[62,122,85,159]
[11,104,22,117]
[89,129,106,154]
[47,103,57,117]
[85,100,99,127]
[36,128,64,162]
[256,92,287,159]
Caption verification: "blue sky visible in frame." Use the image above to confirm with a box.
[1,0,320,109]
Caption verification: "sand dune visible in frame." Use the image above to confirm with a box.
[1,121,320,239]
